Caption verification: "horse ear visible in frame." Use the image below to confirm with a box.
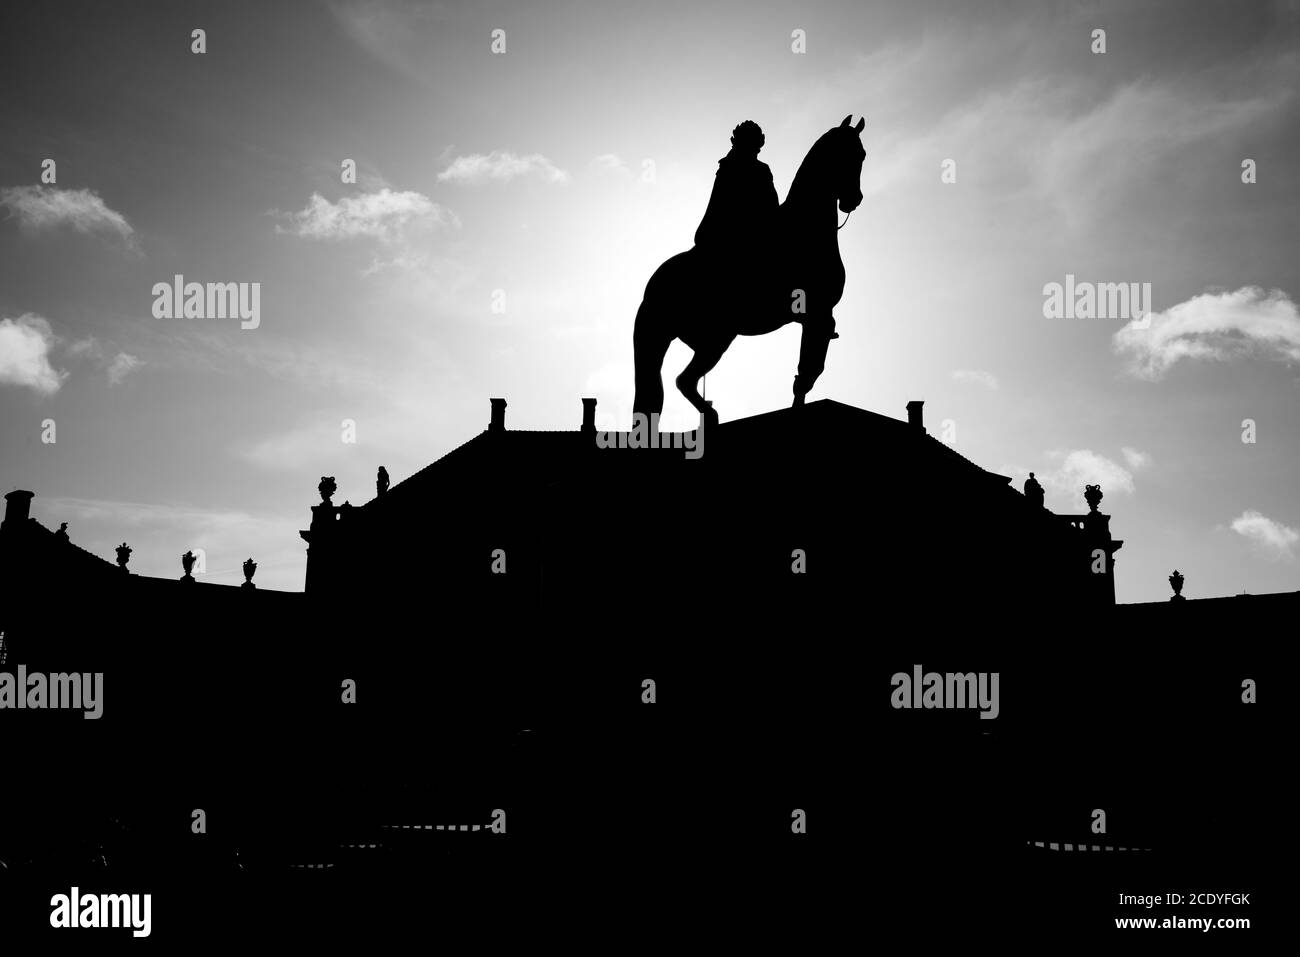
[854,116,865,133]
[840,114,852,128]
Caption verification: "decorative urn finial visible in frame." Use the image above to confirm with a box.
[242,557,258,590]
[181,549,197,581]
[318,476,337,505]
[115,542,132,572]
[1168,569,1185,601]
[1084,484,1103,513]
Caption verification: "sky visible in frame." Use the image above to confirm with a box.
[1,0,1297,600]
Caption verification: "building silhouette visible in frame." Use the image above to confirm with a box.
[0,395,1283,939]
[299,397,1125,625]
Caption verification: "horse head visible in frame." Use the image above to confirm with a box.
[831,114,866,214]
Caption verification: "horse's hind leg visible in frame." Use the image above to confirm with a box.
[632,300,671,419]
[675,336,733,425]
[793,313,835,407]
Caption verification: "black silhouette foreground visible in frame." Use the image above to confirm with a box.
[0,396,1280,945]
[634,115,866,424]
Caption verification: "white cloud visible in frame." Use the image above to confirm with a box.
[1028,448,1140,511]
[1121,447,1150,471]
[1114,286,1300,380]
[66,337,99,359]
[589,153,631,177]
[276,188,457,243]
[952,369,998,390]
[0,185,134,244]
[1230,510,1298,559]
[62,335,144,385]
[0,313,66,395]
[106,352,143,385]
[437,151,569,185]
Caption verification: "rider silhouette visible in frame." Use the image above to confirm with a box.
[694,120,778,274]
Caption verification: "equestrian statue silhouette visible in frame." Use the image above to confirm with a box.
[633,114,865,426]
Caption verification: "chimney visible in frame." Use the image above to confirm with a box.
[906,400,925,432]
[489,398,507,433]
[3,490,34,529]
[581,397,597,434]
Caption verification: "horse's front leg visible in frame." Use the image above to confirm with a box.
[792,313,836,407]
[675,339,731,426]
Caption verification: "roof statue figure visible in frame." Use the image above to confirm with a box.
[1024,472,1045,508]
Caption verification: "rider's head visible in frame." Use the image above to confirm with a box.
[730,120,765,156]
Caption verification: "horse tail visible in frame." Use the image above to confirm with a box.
[632,292,671,420]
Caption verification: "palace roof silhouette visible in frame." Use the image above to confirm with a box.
[3,396,1294,631]
[290,396,1128,624]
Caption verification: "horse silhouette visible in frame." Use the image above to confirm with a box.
[633,115,866,425]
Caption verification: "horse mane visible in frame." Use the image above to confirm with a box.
[782,128,837,212]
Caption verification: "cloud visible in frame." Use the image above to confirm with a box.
[63,336,144,385]
[276,188,457,243]
[437,151,569,185]
[1026,448,1142,511]
[0,185,135,244]
[1121,447,1150,471]
[66,337,98,359]
[1114,286,1300,379]
[818,24,1295,227]
[327,0,458,89]
[1230,510,1298,559]
[589,154,631,177]
[952,369,998,390]
[357,250,478,305]
[1037,78,1285,228]
[106,352,143,385]
[0,313,66,395]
